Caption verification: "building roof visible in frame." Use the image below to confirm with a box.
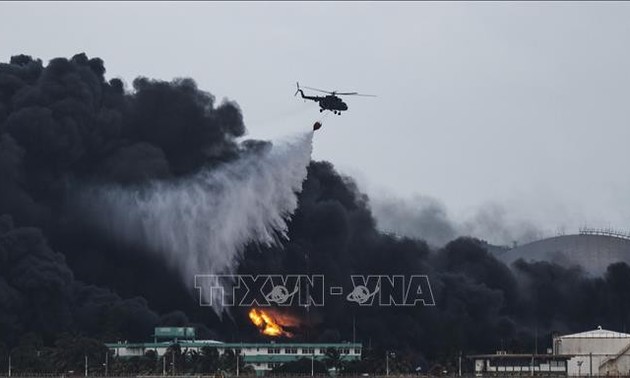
[153,327,196,339]
[105,341,362,349]
[468,354,572,360]
[558,327,630,339]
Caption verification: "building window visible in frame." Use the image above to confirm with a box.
[286,348,298,354]
[550,361,565,368]
[354,348,361,355]
[268,348,281,354]
[303,348,314,354]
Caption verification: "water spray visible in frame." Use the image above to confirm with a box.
[81,130,314,314]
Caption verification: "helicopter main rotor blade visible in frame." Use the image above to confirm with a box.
[300,84,377,97]
[337,93,377,97]
[301,85,334,94]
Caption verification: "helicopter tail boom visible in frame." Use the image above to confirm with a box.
[295,81,321,101]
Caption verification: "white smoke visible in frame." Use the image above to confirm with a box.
[83,131,314,313]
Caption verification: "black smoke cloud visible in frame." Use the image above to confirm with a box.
[0,213,159,346]
[237,163,630,364]
[0,53,244,344]
[1,53,630,369]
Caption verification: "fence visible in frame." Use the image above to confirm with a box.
[2,375,630,378]
[1,375,629,378]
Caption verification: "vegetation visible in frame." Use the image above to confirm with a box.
[0,333,439,376]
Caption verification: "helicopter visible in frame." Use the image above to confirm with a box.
[294,82,375,115]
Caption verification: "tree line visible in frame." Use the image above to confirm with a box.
[0,334,436,376]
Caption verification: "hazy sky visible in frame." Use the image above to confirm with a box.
[2,2,630,239]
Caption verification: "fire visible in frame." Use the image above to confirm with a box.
[248,308,295,337]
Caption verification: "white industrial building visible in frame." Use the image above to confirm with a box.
[470,352,569,376]
[472,327,630,377]
[553,327,630,376]
[106,327,361,376]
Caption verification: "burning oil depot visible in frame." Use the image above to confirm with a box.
[106,327,362,375]
[471,327,630,376]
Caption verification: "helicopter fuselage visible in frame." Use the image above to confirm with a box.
[297,89,348,113]
[319,95,348,112]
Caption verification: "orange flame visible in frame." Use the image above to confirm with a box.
[248,308,295,337]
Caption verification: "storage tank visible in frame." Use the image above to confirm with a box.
[500,229,630,276]
[554,327,630,376]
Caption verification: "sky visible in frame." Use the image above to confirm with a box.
[1,1,630,243]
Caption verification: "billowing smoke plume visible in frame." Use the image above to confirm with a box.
[80,132,313,313]
[0,213,161,346]
[0,52,281,342]
[3,53,630,373]
[237,163,630,368]
[370,194,544,247]
[369,195,457,246]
